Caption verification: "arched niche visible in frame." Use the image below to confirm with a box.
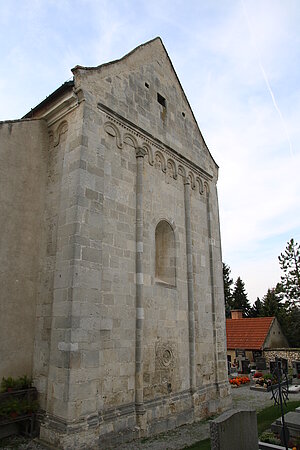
[155,220,176,286]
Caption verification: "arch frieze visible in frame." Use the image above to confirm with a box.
[102,111,213,195]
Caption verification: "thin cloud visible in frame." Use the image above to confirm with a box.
[1,0,299,302]
[241,0,294,158]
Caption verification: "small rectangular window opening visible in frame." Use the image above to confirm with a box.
[157,92,166,108]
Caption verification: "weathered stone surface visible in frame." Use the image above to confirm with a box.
[210,409,258,450]
[0,37,231,448]
[264,348,300,366]
[271,410,300,438]
[0,119,48,378]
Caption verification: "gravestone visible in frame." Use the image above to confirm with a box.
[256,357,267,371]
[253,350,262,361]
[279,358,288,373]
[227,360,231,375]
[270,358,288,375]
[271,411,300,439]
[292,361,300,377]
[241,359,250,374]
[210,409,258,450]
[270,360,276,373]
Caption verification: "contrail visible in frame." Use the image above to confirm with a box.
[241,0,294,158]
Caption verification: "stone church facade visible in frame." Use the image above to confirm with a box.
[0,38,230,448]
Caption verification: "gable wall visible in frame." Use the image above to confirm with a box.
[74,39,217,178]
[264,319,289,349]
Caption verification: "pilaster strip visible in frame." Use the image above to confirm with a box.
[183,177,196,393]
[206,189,219,386]
[135,147,146,420]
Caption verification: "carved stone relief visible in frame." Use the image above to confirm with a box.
[155,341,176,370]
[49,120,68,148]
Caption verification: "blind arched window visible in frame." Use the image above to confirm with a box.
[155,220,176,286]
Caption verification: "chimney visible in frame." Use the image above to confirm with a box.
[231,310,243,319]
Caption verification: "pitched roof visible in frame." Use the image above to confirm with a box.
[226,317,274,350]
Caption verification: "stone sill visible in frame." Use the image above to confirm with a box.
[155,280,177,289]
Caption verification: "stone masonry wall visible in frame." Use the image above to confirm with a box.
[35,38,230,448]
[73,38,217,178]
[264,348,300,367]
[33,107,86,410]
[0,119,48,378]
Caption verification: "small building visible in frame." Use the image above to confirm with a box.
[226,310,289,366]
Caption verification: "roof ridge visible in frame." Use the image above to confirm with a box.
[226,316,274,320]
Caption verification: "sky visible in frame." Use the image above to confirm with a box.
[1,0,299,303]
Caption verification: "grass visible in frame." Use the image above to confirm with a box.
[184,438,211,449]
[184,400,300,450]
[257,400,300,435]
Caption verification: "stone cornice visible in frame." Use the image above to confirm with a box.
[29,88,82,127]
[98,102,213,195]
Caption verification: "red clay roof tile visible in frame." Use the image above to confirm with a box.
[226,317,274,350]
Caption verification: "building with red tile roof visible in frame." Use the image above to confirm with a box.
[226,310,289,364]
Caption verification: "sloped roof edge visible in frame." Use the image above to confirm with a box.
[22,81,74,119]
[21,38,218,168]
[72,36,162,72]
[72,37,218,169]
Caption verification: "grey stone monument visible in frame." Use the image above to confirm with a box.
[210,409,258,450]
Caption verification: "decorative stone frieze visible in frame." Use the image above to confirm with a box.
[100,104,213,195]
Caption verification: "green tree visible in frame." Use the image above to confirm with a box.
[281,306,300,347]
[258,286,300,347]
[231,276,251,317]
[249,297,263,317]
[261,288,283,317]
[223,263,233,318]
[278,238,300,306]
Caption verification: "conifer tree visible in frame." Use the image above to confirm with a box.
[231,276,251,316]
[278,238,300,306]
[258,285,300,347]
[249,297,262,317]
[223,263,233,318]
[261,288,283,317]
[282,306,300,347]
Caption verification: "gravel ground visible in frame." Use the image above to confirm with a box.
[1,383,300,449]
[231,382,300,412]
[0,435,48,450]
[121,384,300,450]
